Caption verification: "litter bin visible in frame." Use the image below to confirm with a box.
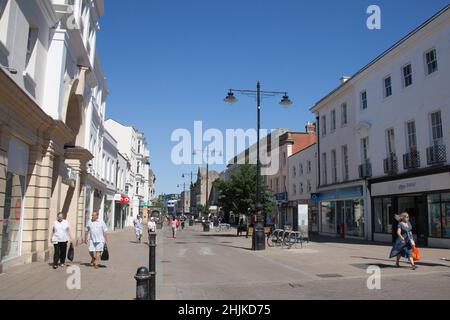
[189,219,194,227]
[203,223,210,232]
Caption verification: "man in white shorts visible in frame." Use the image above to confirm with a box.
[85,212,108,269]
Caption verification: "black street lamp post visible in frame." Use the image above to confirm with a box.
[224,82,293,251]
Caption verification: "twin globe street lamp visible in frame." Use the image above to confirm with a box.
[224,81,293,251]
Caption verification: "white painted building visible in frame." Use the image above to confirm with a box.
[309,5,450,247]
[0,0,108,271]
[104,119,153,226]
[287,143,318,233]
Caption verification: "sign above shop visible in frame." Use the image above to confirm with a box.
[311,186,363,202]
[60,164,77,188]
[371,172,450,197]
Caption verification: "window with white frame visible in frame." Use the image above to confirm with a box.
[341,103,347,126]
[300,183,304,195]
[331,149,337,183]
[360,90,368,110]
[322,153,327,185]
[292,166,296,177]
[386,128,396,155]
[25,26,38,72]
[430,111,443,145]
[136,182,140,195]
[293,184,297,195]
[425,48,438,75]
[403,64,413,87]
[307,180,311,192]
[331,110,336,131]
[384,76,392,98]
[406,121,417,151]
[299,163,303,176]
[361,137,370,162]
[321,115,327,136]
[307,160,311,174]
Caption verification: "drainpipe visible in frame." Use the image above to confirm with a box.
[316,115,321,234]
[316,115,321,187]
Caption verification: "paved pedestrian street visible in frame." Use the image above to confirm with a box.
[1,225,450,300]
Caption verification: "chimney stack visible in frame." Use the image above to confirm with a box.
[305,122,316,134]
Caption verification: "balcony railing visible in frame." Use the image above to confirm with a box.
[403,150,420,170]
[427,144,447,165]
[358,160,372,178]
[383,154,398,175]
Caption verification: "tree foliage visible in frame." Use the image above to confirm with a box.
[214,164,273,216]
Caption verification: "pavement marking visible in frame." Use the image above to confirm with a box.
[248,251,317,280]
[199,247,215,256]
[178,248,188,257]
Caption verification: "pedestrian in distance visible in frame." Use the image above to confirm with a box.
[171,216,178,238]
[133,214,143,243]
[148,217,156,233]
[389,212,417,270]
[85,212,108,269]
[51,212,73,269]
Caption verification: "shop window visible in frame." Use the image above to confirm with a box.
[428,193,450,238]
[1,173,25,261]
[374,197,393,234]
[320,201,335,234]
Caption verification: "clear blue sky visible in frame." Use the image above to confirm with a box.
[97,0,449,195]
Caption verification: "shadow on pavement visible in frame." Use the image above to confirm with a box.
[309,234,391,247]
[351,256,450,268]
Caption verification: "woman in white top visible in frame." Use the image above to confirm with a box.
[51,212,73,269]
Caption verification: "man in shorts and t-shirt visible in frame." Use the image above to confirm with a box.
[85,212,108,269]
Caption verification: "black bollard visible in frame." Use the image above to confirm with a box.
[134,267,150,300]
[148,232,157,300]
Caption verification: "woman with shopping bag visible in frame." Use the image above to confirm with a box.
[389,212,417,270]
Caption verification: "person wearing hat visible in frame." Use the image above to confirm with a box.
[389,212,417,270]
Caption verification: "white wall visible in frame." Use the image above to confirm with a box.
[353,12,450,178]
[288,144,317,202]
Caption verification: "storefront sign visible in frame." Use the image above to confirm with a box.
[120,196,130,204]
[275,192,287,201]
[371,173,450,196]
[311,186,363,201]
[60,164,77,188]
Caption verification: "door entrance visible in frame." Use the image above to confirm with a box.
[397,195,428,246]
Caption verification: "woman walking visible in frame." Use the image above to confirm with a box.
[171,216,178,238]
[390,212,417,270]
[51,213,72,269]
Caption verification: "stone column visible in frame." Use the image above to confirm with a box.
[22,143,55,263]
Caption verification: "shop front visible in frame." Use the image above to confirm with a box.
[0,138,28,266]
[370,171,450,248]
[288,199,319,233]
[312,185,366,239]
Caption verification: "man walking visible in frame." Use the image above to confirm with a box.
[134,214,143,243]
[85,212,108,269]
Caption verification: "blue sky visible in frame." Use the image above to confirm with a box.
[97,0,449,195]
